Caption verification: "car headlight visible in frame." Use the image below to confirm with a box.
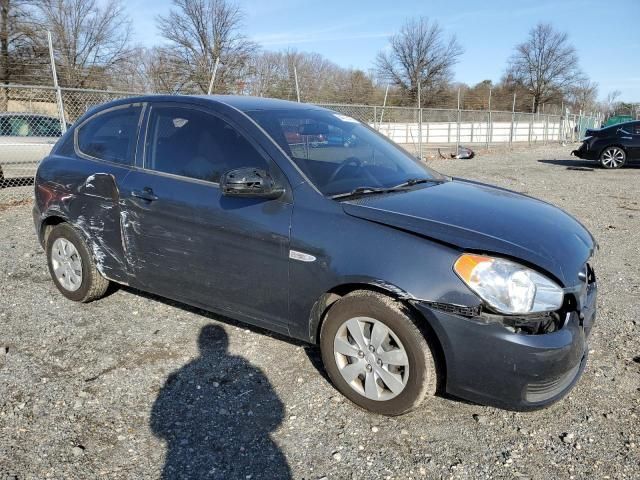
[454,254,564,315]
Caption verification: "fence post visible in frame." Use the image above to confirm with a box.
[425,112,429,144]
[456,88,461,155]
[373,106,377,129]
[379,83,389,126]
[47,31,67,134]
[417,81,423,159]
[487,88,492,150]
[510,93,516,148]
[293,66,301,102]
[207,57,220,95]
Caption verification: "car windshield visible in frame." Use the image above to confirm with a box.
[247,108,444,197]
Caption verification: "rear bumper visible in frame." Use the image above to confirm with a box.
[571,142,598,160]
[413,285,596,410]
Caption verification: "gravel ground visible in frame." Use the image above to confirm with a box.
[1,144,639,480]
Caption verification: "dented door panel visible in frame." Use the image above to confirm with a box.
[120,170,292,333]
[35,155,132,283]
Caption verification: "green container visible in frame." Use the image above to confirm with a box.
[603,115,634,127]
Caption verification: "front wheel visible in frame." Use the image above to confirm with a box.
[46,223,110,302]
[320,291,439,415]
[600,146,626,169]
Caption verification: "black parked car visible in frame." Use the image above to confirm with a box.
[33,96,597,415]
[572,121,640,168]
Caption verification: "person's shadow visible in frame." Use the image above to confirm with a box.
[150,324,292,479]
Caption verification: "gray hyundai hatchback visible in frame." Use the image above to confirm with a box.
[33,95,597,415]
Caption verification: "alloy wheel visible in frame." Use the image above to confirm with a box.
[333,316,410,401]
[51,237,83,292]
[601,147,625,168]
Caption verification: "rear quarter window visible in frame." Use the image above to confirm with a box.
[76,105,142,165]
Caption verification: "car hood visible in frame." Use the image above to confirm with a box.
[342,179,595,286]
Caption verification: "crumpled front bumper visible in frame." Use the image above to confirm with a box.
[413,283,596,411]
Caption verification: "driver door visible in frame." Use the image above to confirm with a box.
[119,102,292,333]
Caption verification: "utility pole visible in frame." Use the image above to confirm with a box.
[47,31,66,134]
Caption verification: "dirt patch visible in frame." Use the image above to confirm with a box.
[1,144,639,479]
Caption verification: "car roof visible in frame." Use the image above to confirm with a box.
[89,94,327,115]
[201,95,323,112]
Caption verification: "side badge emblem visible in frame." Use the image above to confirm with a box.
[289,250,316,262]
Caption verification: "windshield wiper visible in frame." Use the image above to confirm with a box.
[330,186,388,200]
[390,177,440,189]
[331,178,445,200]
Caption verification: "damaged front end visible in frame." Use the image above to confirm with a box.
[410,258,597,410]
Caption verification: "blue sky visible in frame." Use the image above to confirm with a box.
[125,0,640,101]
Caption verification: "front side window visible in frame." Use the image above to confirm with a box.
[77,105,142,165]
[247,108,442,196]
[145,105,268,183]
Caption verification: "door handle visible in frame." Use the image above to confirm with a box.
[131,188,158,202]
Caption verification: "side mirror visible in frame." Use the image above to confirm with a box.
[220,167,284,199]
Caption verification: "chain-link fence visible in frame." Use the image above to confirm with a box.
[0,83,600,205]
[316,103,598,157]
[0,85,138,204]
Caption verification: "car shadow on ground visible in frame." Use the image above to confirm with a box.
[537,159,597,171]
[537,159,640,170]
[149,323,293,479]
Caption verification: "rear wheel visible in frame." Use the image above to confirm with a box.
[46,223,110,302]
[600,146,626,169]
[320,291,439,415]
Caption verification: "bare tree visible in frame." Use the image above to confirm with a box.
[142,47,194,94]
[246,49,357,103]
[375,17,462,106]
[1,1,44,85]
[603,90,621,114]
[34,0,134,89]
[157,0,256,94]
[566,79,598,113]
[506,23,584,113]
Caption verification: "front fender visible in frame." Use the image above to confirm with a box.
[287,185,481,342]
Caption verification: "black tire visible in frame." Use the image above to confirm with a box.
[320,291,439,416]
[599,146,626,169]
[46,223,110,302]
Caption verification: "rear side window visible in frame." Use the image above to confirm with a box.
[77,105,142,165]
[145,105,268,183]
